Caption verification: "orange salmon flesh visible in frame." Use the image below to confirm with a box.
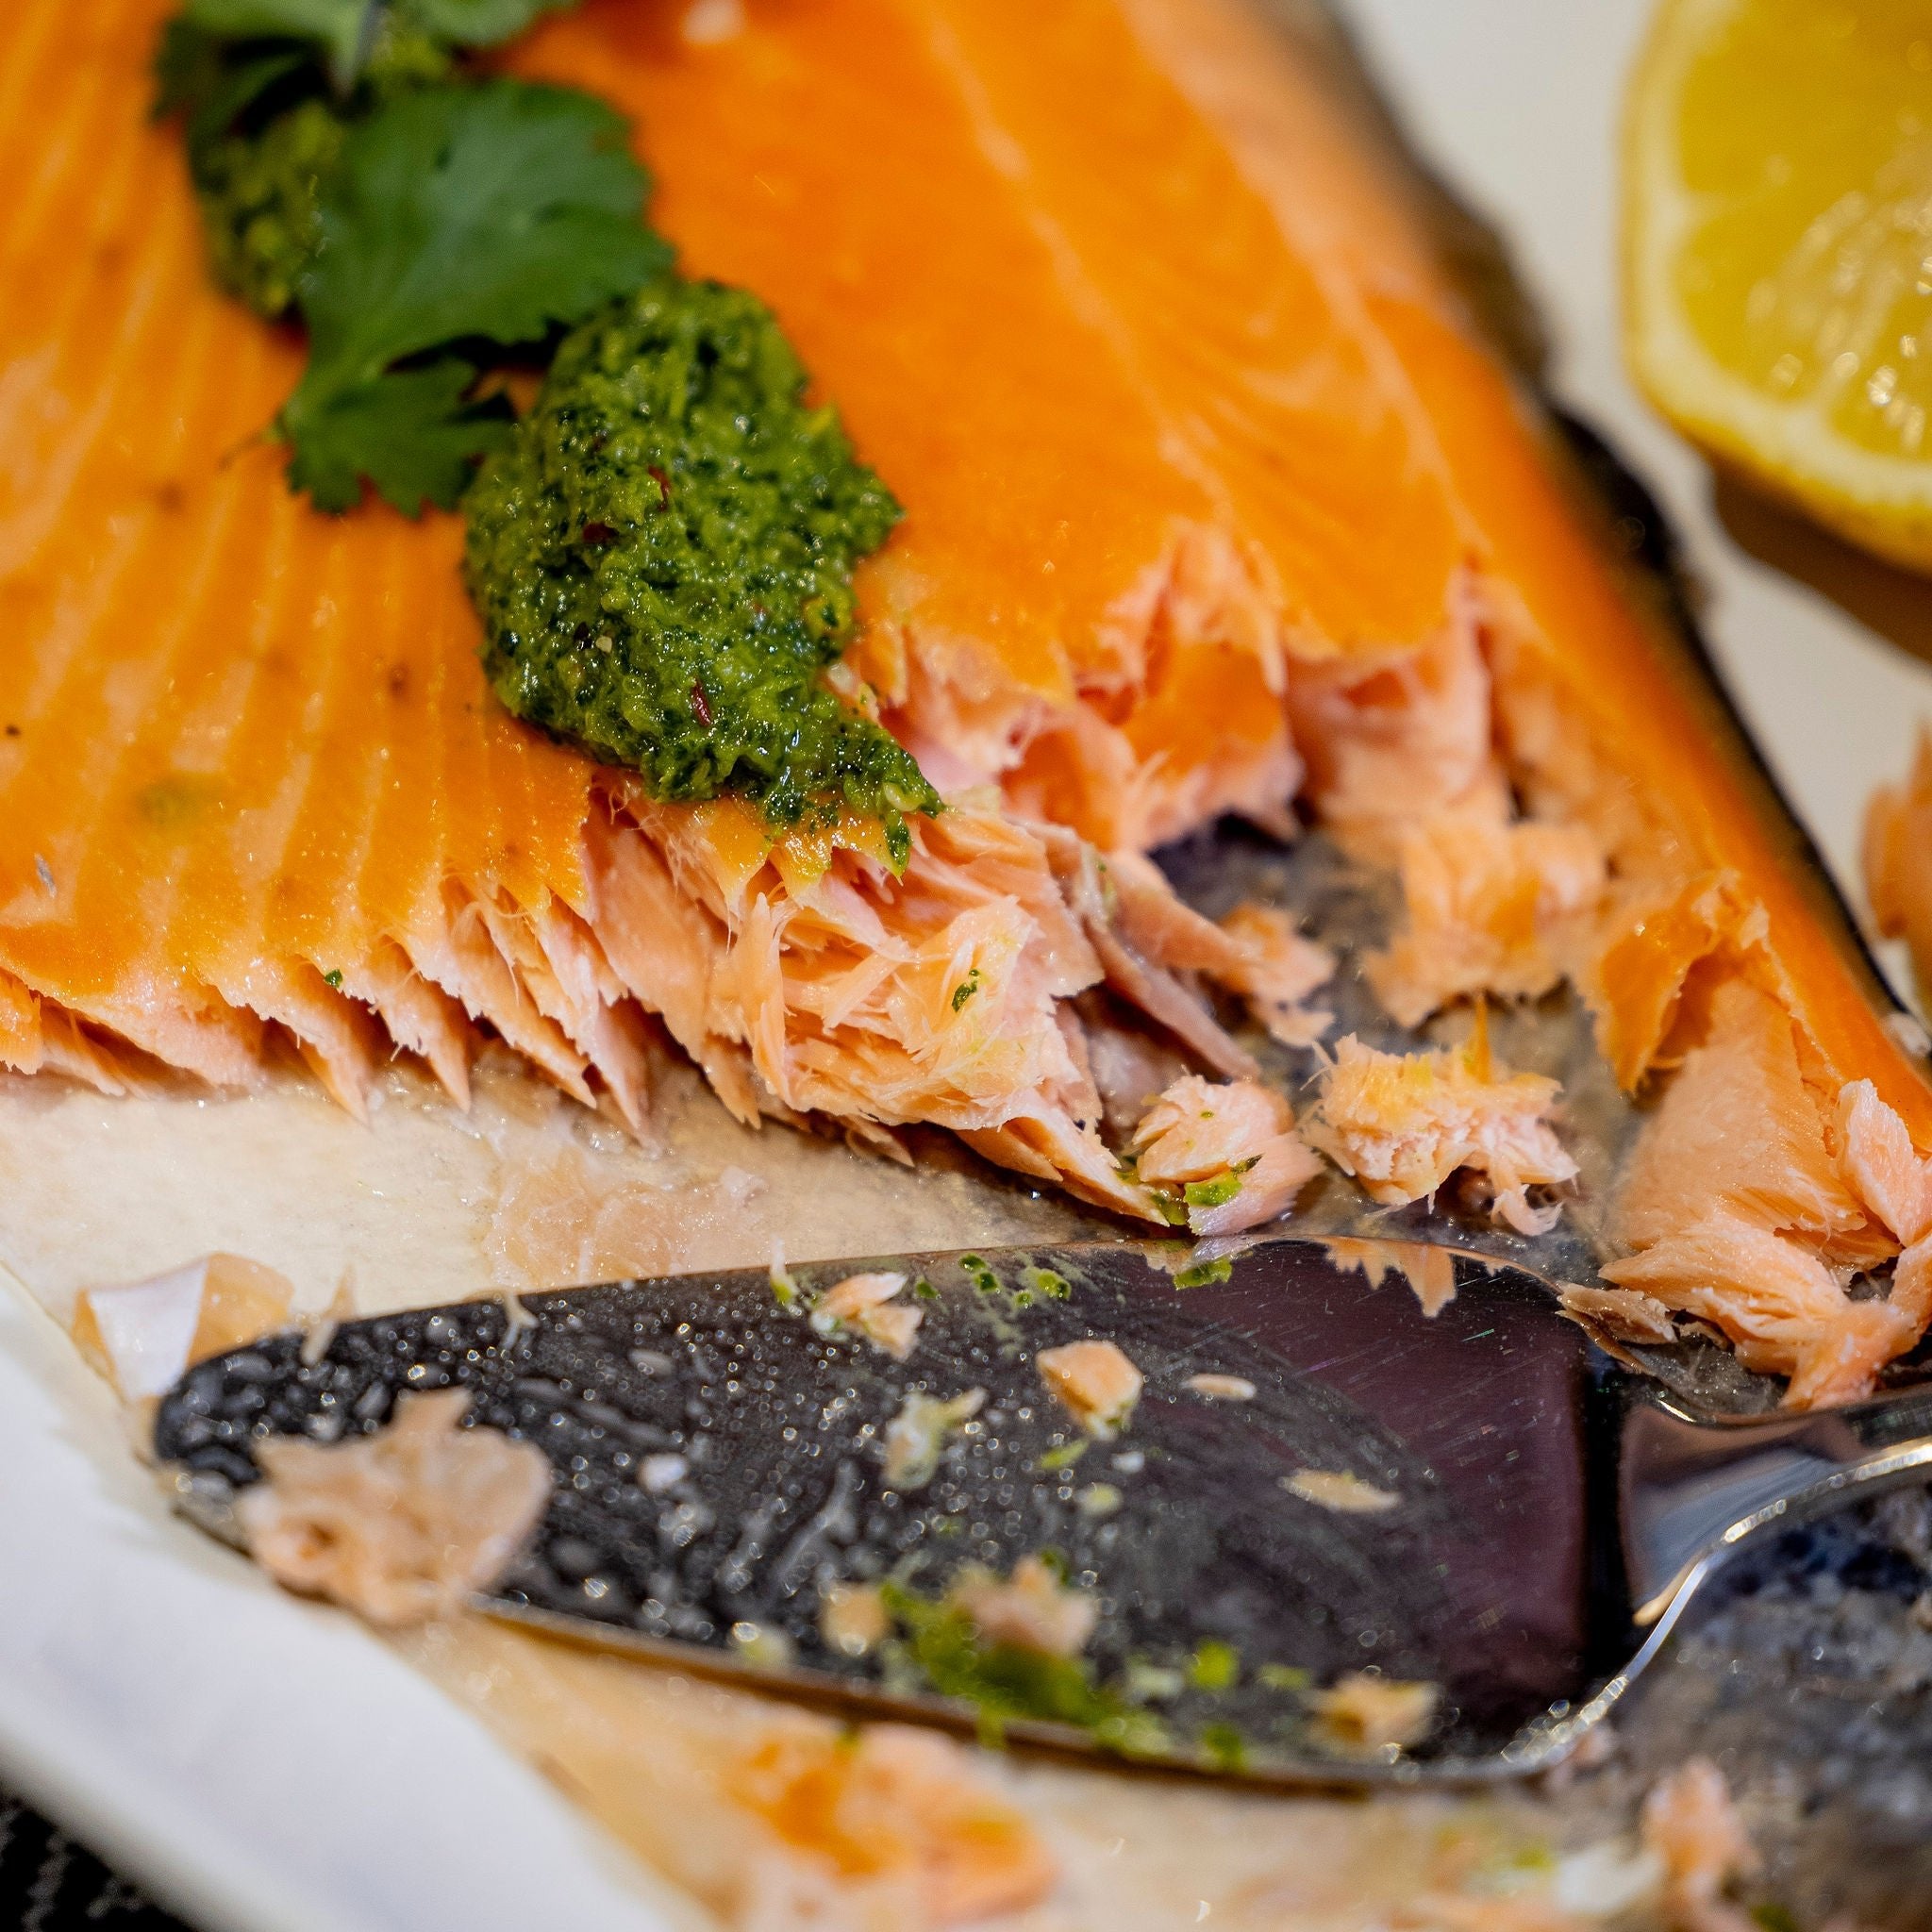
[2,0,1929,1404]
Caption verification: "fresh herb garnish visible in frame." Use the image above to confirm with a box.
[1188,1639,1241,1691]
[156,0,651,509]
[286,80,670,511]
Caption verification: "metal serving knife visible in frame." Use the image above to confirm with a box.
[150,1235,1932,1786]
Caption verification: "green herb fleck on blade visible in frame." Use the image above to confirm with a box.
[956,1254,1001,1295]
[1172,1256,1233,1290]
[1018,1265,1072,1301]
[878,1581,1168,1758]
[1036,1440,1088,1472]
[1257,1661,1309,1692]
[1188,1640,1240,1691]
[1199,1721,1247,1774]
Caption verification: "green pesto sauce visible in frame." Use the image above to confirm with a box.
[464,278,941,857]
[192,96,345,316]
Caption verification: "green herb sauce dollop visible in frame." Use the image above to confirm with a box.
[465,278,940,858]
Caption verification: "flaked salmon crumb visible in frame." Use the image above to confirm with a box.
[813,1270,923,1360]
[1214,902,1335,1048]
[1035,1339,1142,1440]
[1306,1028,1574,1236]
[1284,1468,1401,1514]
[950,1554,1098,1658]
[1132,1073,1322,1235]
[820,1581,891,1657]
[1309,1672,1440,1754]
[237,1389,552,1626]
[1186,1373,1256,1401]
[883,1387,986,1491]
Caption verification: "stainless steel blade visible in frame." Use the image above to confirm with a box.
[152,1234,1932,1788]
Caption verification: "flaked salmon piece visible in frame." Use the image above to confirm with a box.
[1865,725,1932,1006]
[1285,620,1506,869]
[1307,1028,1575,1236]
[1032,825,1257,1082]
[1838,1077,1932,1247]
[1132,1071,1323,1234]
[237,1388,553,1626]
[1133,1073,1294,1184]
[949,1555,1098,1659]
[0,970,137,1094]
[1602,981,1924,1405]
[1367,806,1606,1028]
[1214,903,1336,1048]
[336,938,474,1109]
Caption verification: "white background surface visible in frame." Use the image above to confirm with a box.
[7,4,1932,1928]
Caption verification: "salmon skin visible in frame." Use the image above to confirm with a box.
[2,0,1930,1404]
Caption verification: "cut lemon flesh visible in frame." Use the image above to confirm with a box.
[1624,0,1932,569]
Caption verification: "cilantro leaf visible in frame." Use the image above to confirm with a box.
[403,0,573,46]
[155,22,310,145]
[183,0,375,88]
[281,78,671,513]
[285,358,512,511]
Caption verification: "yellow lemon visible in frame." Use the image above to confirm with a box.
[1624,0,1932,569]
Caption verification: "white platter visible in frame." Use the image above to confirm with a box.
[3,3,1929,1927]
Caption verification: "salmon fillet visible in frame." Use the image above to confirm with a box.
[4,0,1931,1399]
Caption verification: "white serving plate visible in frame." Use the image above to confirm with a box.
[4,3,1929,1927]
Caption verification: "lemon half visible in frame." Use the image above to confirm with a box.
[1624,0,1932,570]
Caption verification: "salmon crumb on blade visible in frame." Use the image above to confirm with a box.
[237,1389,552,1626]
[1035,1339,1143,1440]
[1308,1672,1440,1755]
[1306,1027,1576,1236]
[949,1554,1099,1659]
[812,1270,924,1360]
